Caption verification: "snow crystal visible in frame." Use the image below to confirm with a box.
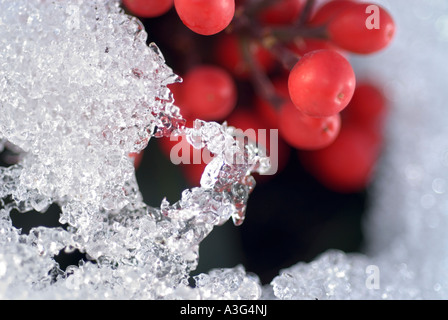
[0,0,266,299]
[1,0,447,300]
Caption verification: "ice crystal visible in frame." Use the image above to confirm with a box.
[1,0,448,300]
[0,0,266,299]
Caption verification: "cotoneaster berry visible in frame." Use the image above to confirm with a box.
[299,124,381,193]
[288,49,356,118]
[279,101,341,150]
[174,0,235,35]
[122,0,174,18]
[180,65,237,121]
[327,2,396,54]
[343,82,387,130]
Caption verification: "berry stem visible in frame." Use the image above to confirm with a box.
[239,35,285,110]
[264,39,299,70]
[268,24,327,43]
[296,0,316,27]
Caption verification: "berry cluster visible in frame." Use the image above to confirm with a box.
[123,0,395,192]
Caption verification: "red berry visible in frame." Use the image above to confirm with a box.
[308,0,357,26]
[299,125,380,193]
[122,0,174,18]
[328,3,396,54]
[181,65,237,121]
[258,0,307,26]
[279,101,341,150]
[214,34,275,79]
[343,82,387,130]
[174,0,235,35]
[288,49,356,118]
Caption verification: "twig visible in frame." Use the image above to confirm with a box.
[239,35,285,110]
[297,0,316,27]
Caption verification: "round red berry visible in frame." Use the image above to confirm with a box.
[300,125,381,193]
[122,0,174,18]
[327,3,396,54]
[174,0,235,35]
[181,65,237,121]
[343,82,387,130]
[279,101,341,150]
[288,49,356,118]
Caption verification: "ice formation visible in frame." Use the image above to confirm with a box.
[0,0,447,299]
[0,0,268,299]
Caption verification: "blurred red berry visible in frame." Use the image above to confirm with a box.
[299,124,381,193]
[180,65,237,121]
[279,101,341,150]
[343,82,387,131]
[258,0,307,26]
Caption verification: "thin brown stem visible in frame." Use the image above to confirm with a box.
[296,0,316,27]
[239,36,285,110]
[267,24,328,43]
[266,41,300,71]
